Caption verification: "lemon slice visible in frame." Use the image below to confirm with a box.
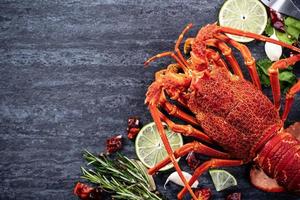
[219,0,268,42]
[135,122,183,171]
[209,169,237,191]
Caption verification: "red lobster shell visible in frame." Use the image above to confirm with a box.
[144,23,300,199]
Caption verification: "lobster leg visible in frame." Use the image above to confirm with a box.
[178,159,243,199]
[156,86,199,126]
[268,54,300,111]
[149,141,230,175]
[148,105,198,200]
[282,80,300,121]
[205,39,244,78]
[206,48,228,69]
[216,33,261,90]
[157,109,212,143]
[161,99,199,126]
[146,66,199,126]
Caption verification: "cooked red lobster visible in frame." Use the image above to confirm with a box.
[144,23,300,199]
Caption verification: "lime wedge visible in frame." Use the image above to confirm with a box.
[219,0,268,42]
[209,169,237,191]
[135,122,183,171]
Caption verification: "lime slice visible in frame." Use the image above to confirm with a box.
[219,0,268,42]
[135,122,183,171]
[209,169,237,191]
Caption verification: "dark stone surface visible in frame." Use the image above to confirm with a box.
[0,0,300,199]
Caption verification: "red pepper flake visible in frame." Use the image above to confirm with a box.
[193,188,212,200]
[269,8,285,32]
[74,182,106,200]
[226,192,242,200]
[74,182,94,200]
[127,127,140,140]
[186,151,201,170]
[106,135,122,154]
[127,116,142,140]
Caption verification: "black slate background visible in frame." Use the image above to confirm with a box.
[1,0,300,199]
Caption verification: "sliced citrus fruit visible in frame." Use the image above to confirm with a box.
[135,122,183,171]
[209,169,237,191]
[219,0,268,42]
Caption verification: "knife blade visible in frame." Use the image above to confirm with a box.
[260,0,300,19]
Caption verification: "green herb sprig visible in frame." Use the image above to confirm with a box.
[80,150,163,200]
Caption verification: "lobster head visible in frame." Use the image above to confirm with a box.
[190,23,221,72]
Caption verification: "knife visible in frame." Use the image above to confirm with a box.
[260,0,300,19]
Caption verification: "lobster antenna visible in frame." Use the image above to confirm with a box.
[174,23,193,69]
[144,52,189,74]
[144,24,194,75]
[220,26,300,53]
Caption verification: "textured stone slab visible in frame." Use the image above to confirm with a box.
[0,0,300,199]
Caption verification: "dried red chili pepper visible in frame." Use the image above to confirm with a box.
[106,135,122,154]
[186,151,201,170]
[127,116,142,140]
[128,116,141,128]
[269,8,285,32]
[127,127,140,140]
[74,182,106,200]
[74,182,94,200]
[193,188,212,200]
[226,192,242,200]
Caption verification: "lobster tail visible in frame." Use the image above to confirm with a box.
[256,132,300,192]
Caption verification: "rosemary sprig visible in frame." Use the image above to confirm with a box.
[80,150,163,200]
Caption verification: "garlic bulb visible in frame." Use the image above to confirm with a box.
[164,171,199,189]
[265,32,282,61]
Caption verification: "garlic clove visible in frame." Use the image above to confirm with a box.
[164,171,199,189]
[265,32,282,62]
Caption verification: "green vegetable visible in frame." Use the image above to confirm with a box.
[80,150,163,200]
[285,17,300,30]
[279,71,297,84]
[256,58,297,92]
[264,19,274,36]
[256,58,271,87]
[257,58,272,75]
[284,17,300,41]
[286,25,299,39]
[275,31,295,45]
[264,16,300,44]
